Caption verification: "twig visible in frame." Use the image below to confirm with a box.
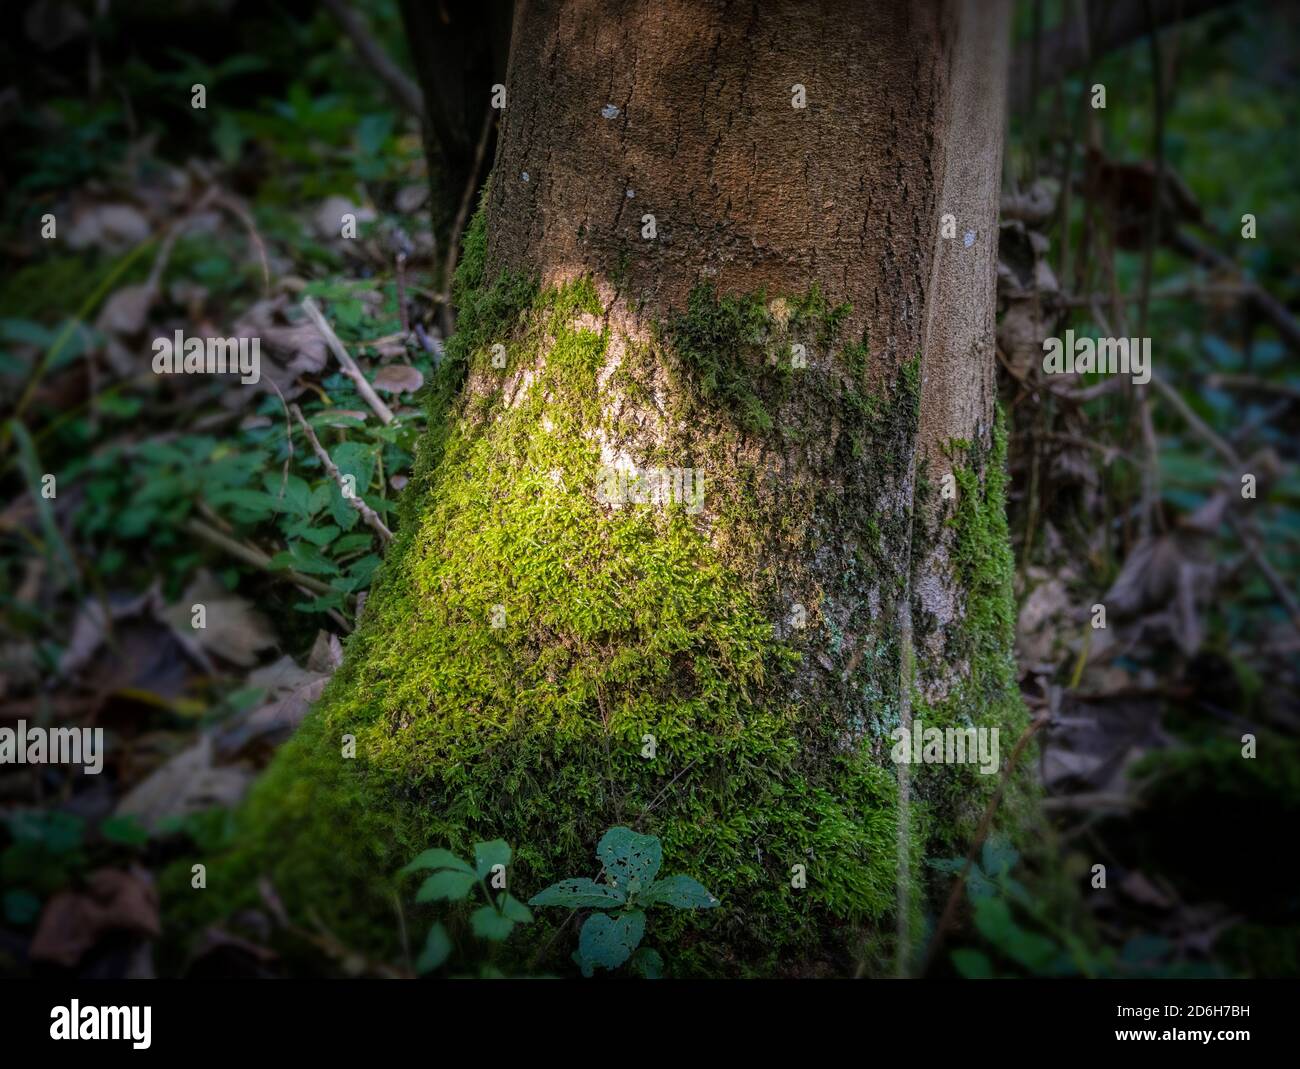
[634,756,702,827]
[213,191,272,298]
[290,403,393,544]
[921,712,1050,976]
[184,517,343,600]
[441,105,495,337]
[1207,373,1300,401]
[1149,370,1239,468]
[1168,229,1300,354]
[1008,0,1234,111]
[395,251,410,337]
[1229,516,1300,631]
[320,0,425,121]
[301,297,395,425]
[145,186,220,297]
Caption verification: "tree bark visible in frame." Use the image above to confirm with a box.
[233,0,1025,977]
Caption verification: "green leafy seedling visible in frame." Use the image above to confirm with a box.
[529,826,719,977]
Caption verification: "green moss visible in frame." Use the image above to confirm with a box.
[196,218,1025,976]
[911,414,1033,853]
[196,262,911,977]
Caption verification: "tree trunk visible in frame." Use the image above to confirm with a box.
[231,0,1024,978]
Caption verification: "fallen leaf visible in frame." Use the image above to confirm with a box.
[115,735,252,830]
[96,284,153,336]
[306,630,343,673]
[1120,871,1174,910]
[161,571,276,668]
[214,632,341,759]
[313,196,375,241]
[372,364,423,394]
[59,587,159,677]
[66,202,150,253]
[30,868,160,967]
[396,185,429,213]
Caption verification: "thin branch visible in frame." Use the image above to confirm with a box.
[1167,229,1300,354]
[1206,373,1300,401]
[185,517,342,600]
[441,105,495,337]
[290,403,393,544]
[1149,370,1239,468]
[321,0,425,121]
[213,191,272,299]
[1009,0,1236,111]
[301,297,395,425]
[1229,516,1300,631]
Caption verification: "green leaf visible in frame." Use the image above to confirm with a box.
[399,848,473,876]
[0,318,55,346]
[973,897,1057,973]
[8,810,84,854]
[415,870,477,903]
[3,890,41,925]
[415,923,451,974]
[101,816,149,847]
[577,909,645,972]
[332,533,375,555]
[529,878,627,909]
[972,896,1016,944]
[470,905,515,941]
[642,874,719,909]
[981,836,1019,880]
[630,946,664,979]
[499,895,533,924]
[965,865,996,901]
[283,522,340,548]
[208,488,281,520]
[327,483,361,531]
[213,111,245,166]
[952,948,995,979]
[596,826,662,895]
[473,839,511,880]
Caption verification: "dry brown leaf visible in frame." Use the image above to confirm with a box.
[115,735,252,830]
[59,587,159,677]
[372,363,423,394]
[214,632,341,758]
[161,571,276,668]
[30,868,161,967]
[313,196,375,240]
[306,630,344,673]
[66,202,150,252]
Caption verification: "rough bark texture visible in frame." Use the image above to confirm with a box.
[203,0,1027,978]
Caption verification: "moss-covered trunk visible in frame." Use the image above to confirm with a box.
[218,0,1026,977]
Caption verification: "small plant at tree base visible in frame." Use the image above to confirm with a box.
[400,840,532,974]
[529,826,719,978]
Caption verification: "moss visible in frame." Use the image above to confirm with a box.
[195,267,906,977]
[911,414,1033,855]
[197,210,1025,977]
